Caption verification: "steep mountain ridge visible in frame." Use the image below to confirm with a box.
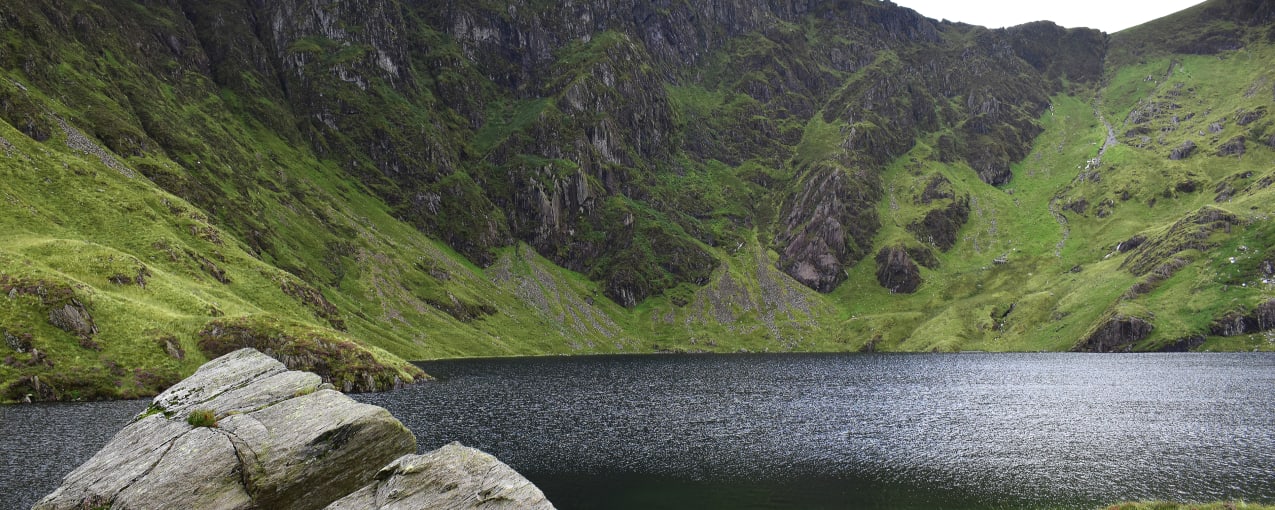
[1,0,1273,401]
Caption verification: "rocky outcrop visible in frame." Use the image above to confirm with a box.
[1072,315,1154,352]
[776,161,881,292]
[917,174,955,204]
[328,443,556,510]
[36,348,418,510]
[1169,140,1197,160]
[875,246,922,294]
[1210,299,1275,336]
[1120,206,1239,276]
[1116,235,1147,253]
[1159,334,1206,352]
[1235,107,1265,126]
[1006,22,1107,85]
[1216,135,1246,157]
[908,196,970,252]
[196,317,425,393]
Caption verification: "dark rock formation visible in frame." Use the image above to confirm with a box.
[46,301,96,340]
[1116,235,1147,253]
[1073,315,1154,352]
[1169,140,1197,160]
[776,161,881,292]
[1215,181,1236,202]
[1064,198,1089,215]
[1216,135,1246,157]
[908,196,970,251]
[916,174,954,205]
[2,329,33,352]
[906,245,940,270]
[875,246,922,294]
[1006,21,1107,85]
[1210,299,1275,336]
[1159,335,1206,352]
[1120,206,1239,276]
[1235,107,1266,126]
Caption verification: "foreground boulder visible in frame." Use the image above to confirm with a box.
[327,443,556,510]
[36,348,417,510]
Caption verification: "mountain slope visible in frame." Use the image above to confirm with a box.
[1,0,1273,401]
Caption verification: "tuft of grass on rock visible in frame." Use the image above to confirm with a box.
[186,409,217,428]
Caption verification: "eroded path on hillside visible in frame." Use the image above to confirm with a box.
[1048,100,1116,258]
[1095,103,1118,162]
[1048,197,1070,257]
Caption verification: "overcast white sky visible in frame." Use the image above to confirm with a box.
[890,0,1205,33]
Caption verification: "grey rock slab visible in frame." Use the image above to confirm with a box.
[34,414,188,510]
[326,442,556,510]
[201,369,323,419]
[152,348,288,417]
[112,427,253,510]
[221,389,417,510]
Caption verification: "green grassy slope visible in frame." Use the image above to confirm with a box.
[0,12,645,400]
[624,1,1274,354]
[0,83,643,399]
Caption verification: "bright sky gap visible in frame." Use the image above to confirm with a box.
[889,0,1206,33]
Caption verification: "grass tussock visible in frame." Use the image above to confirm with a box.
[186,409,217,428]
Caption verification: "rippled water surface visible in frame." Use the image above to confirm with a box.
[3,353,1274,510]
[1,398,145,509]
[358,353,1275,510]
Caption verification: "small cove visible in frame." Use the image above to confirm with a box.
[3,352,1274,509]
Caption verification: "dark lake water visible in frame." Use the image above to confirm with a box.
[1,397,146,509]
[4,353,1275,509]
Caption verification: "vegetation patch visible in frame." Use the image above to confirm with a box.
[1120,207,1240,276]
[196,316,424,392]
[186,408,217,428]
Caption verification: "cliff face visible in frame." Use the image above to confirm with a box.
[33,0,1084,305]
[171,0,1103,302]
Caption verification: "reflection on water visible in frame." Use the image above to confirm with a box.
[3,353,1273,510]
[358,353,1275,510]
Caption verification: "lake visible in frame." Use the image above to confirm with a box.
[4,353,1275,509]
